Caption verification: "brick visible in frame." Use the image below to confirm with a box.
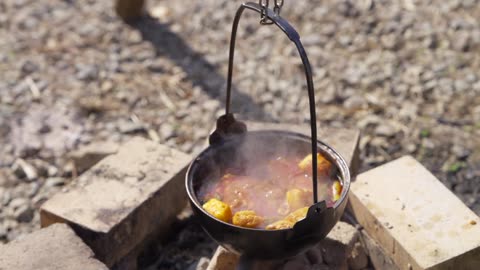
[206,222,359,270]
[40,137,191,268]
[318,221,358,269]
[349,156,480,270]
[68,141,119,174]
[206,246,239,270]
[347,241,369,270]
[359,230,398,270]
[0,223,108,270]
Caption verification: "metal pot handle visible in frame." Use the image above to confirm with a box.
[210,2,320,204]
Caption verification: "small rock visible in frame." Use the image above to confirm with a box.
[27,182,40,197]
[14,205,34,223]
[0,224,6,239]
[76,64,99,81]
[159,125,176,140]
[344,96,367,110]
[12,159,38,181]
[302,35,324,46]
[2,190,12,206]
[406,143,417,153]
[8,197,28,210]
[150,5,170,22]
[45,177,67,187]
[452,145,470,160]
[47,165,59,177]
[100,81,114,92]
[348,242,368,270]
[398,103,418,120]
[20,60,39,74]
[422,139,435,149]
[118,121,146,134]
[62,161,75,177]
[357,115,381,129]
[306,247,323,264]
[32,194,49,208]
[454,79,469,92]
[195,257,210,270]
[381,34,399,50]
[375,124,397,137]
[30,159,53,177]
[452,32,470,51]
[127,30,143,44]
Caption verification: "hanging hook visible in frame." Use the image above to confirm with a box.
[259,0,284,25]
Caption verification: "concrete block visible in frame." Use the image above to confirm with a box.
[40,137,191,267]
[206,222,359,270]
[349,156,480,270]
[348,240,369,270]
[0,223,108,270]
[318,221,358,269]
[68,140,119,173]
[360,230,398,270]
[206,246,239,270]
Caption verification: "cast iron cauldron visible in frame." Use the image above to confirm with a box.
[185,2,351,260]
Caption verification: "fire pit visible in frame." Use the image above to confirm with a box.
[185,1,351,262]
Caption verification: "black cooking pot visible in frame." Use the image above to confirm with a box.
[185,2,351,260]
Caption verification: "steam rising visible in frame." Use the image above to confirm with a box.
[195,132,340,221]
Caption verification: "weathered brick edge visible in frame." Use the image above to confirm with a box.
[349,156,480,270]
[40,137,192,268]
[0,223,108,270]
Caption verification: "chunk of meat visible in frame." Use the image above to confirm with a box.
[232,210,264,228]
[298,153,332,175]
[202,198,232,223]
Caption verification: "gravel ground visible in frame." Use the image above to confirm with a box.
[1,0,479,262]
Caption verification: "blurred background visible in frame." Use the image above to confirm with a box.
[0,0,479,257]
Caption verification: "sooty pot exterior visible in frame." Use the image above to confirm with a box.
[185,131,350,260]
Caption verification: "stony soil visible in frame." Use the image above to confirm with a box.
[1,0,479,267]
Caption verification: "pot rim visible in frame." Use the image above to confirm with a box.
[185,130,351,232]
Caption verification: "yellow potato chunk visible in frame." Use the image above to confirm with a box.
[202,198,232,223]
[266,207,309,230]
[286,189,310,210]
[298,153,332,174]
[266,219,294,230]
[284,207,309,223]
[232,210,264,228]
[332,180,342,201]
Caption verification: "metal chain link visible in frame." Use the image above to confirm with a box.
[259,0,284,25]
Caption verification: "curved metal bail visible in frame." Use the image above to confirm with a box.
[224,2,320,204]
